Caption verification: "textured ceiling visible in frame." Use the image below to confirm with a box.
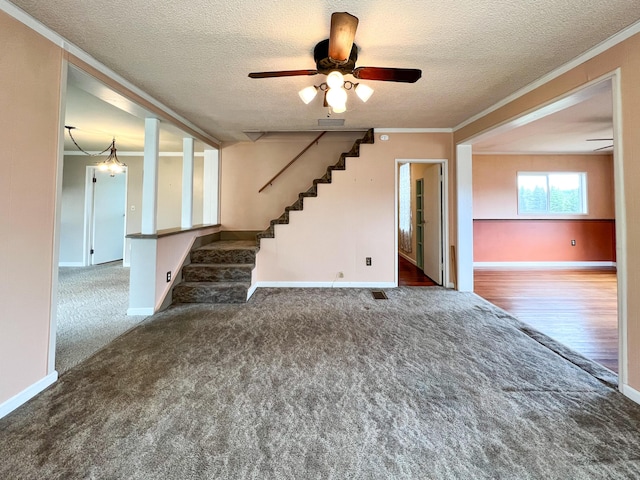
[9,0,640,142]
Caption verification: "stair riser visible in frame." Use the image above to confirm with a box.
[191,250,256,264]
[173,285,247,304]
[183,266,252,282]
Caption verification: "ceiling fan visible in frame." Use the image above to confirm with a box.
[248,12,422,84]
[586,138,614,151]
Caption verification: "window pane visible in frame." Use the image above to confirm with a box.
[518,175,548,213]
[549,173,582,213]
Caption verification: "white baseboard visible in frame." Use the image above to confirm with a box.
[473,261,616,268]
[255,281,397,289]
[621,384,640,405]
[447,282,455,289]
[0,372,58,419]
[398,251,417,266]
[247,282,259,300]
[127,307,154,316]
[58,262,85,267]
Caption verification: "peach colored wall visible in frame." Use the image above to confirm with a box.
[474,219,615,262]
[220,132,363,231]
[0,12,62,403]
[455,32,640,388]
[473,154,614,220]
[155,226,220,310]
[256,132,453,284]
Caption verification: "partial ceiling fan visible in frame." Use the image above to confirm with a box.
[248,12,422,112]
[586,138,614,151]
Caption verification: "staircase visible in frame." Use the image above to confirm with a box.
[256,128,374,242]
[172,240,257,304]
[171,128,374,305]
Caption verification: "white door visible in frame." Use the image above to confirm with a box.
[91,170,126,264]
[422,164,443,285]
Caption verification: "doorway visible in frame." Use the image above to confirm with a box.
[456,75,624,384]
[396,159,449,287]
[84,166,127,265]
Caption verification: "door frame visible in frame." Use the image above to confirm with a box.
[83,165,128,266]
[395,158,450,288]
[455,72,627,394]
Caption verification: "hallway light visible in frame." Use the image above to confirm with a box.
[65,126,127,176]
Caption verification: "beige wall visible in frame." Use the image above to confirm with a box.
[256,133,453,284]
[59,155,204,265]
[456,32,640,388]
[0,12,62,403]
[473,154,614,219]
[220,132,364,231]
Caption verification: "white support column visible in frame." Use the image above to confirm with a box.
[203,148,220,225]
[181,137,195,229]
[456,144,474,292]
[142,117,160,234]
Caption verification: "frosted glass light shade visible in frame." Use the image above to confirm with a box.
[355,83,374,102]
[326,87,347,108]
[298,85,318,104]
[326,71,345,89]
[332,104,347,113]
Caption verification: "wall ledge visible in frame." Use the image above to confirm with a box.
[0,372,58,419]
[127,224,220,240]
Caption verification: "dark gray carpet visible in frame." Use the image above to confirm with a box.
[2,287,640,479]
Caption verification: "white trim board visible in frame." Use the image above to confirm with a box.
[375,128,453,134]
[254,282,397,289]
[0,372,58,419]
[474,261,616,268]
[399,251,417,266]
[0,0,219,148]
[58,262,85,267]
[621,384,640,405]
[127,308,154,316]
[454,19,640,132]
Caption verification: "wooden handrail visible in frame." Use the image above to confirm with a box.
[258,131,327,193]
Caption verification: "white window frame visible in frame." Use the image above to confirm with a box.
[517,172,588,215]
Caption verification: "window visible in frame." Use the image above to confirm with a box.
[517,172,587,215]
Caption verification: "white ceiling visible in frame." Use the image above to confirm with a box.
[10,0,640,147]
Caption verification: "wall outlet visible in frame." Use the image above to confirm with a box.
[366,257,372,266]
[571,240,576,246]
[166,271,171,282]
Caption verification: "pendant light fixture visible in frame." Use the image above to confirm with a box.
[65,126,127,176]
[298,70,373,114]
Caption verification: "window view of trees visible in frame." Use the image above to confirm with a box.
[518,173,586,214]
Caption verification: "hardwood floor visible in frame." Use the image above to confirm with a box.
[398,255,437,286]
[473,268,618,373]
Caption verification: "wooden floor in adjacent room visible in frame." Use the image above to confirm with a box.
[398,255,437,287]
[474,268,618,373]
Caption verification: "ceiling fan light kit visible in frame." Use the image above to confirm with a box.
[249,12,422,114]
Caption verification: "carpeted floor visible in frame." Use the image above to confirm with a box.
[2,287,640,479]
[56,262,148,374]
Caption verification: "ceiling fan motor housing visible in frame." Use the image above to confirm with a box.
[314,39,358,75]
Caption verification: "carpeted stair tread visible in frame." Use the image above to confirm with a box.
[183,263,253,282]
[173,281,249,304]
[194,240,258,251]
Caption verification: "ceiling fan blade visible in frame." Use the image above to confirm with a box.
[248,70,318,79]
[353,67,422,83]
[593,144,614,151]
[329,12,359,63]
[586,138,614,141]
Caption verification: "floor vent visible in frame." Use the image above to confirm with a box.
[372,291,388,300]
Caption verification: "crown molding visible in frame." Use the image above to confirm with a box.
[375,128,453,133]
[454,19,640,132]
[0,0,220,148]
